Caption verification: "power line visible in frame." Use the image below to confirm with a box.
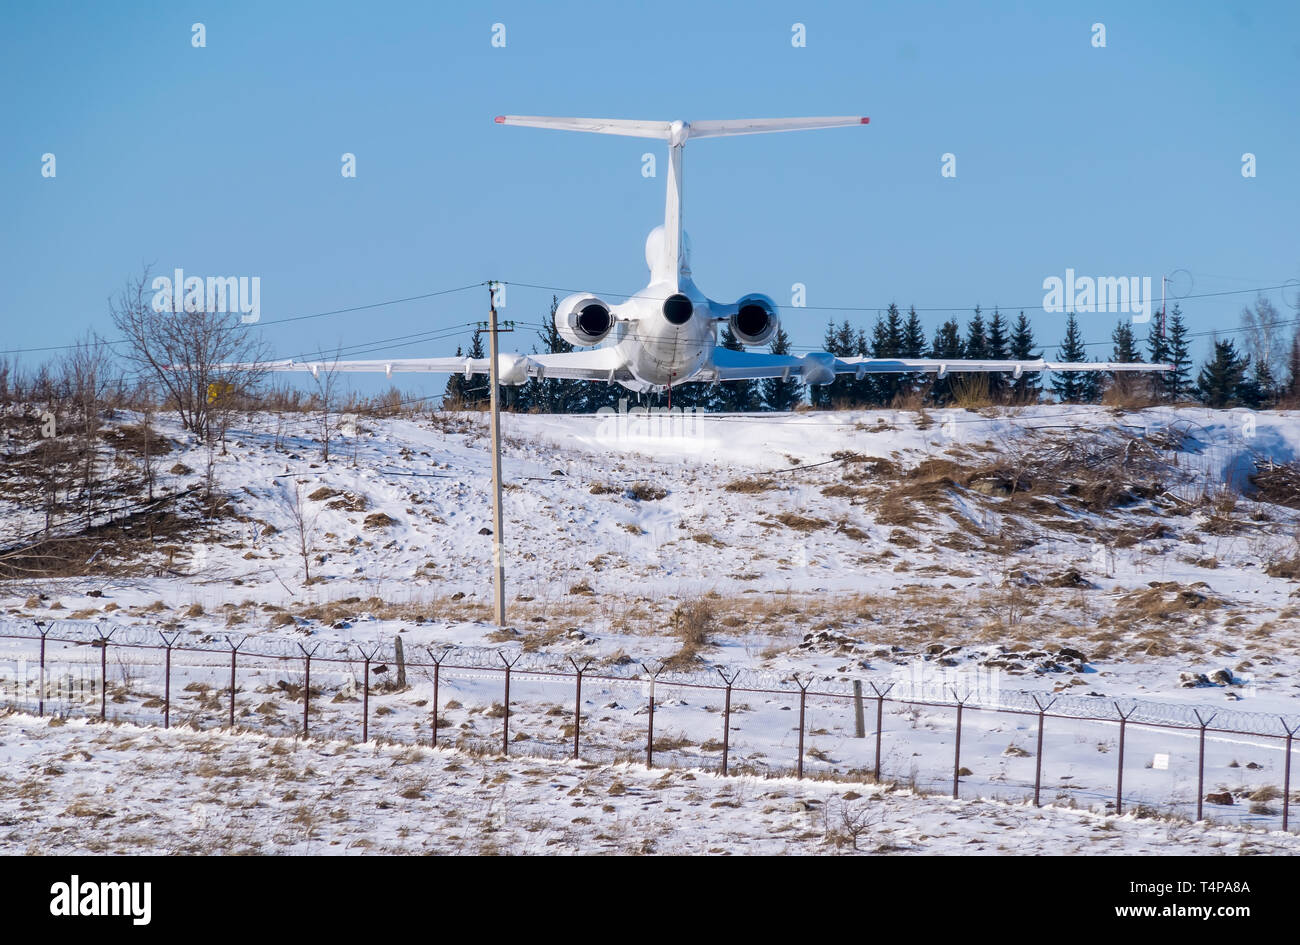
[276,323,481,363]
[0,281,486,357]
[258,283,485,327]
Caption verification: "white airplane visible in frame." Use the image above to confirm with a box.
[249,114,1171,393]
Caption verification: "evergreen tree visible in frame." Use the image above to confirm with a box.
[1196,338,1250,408]
[582,380,624,413]
[928,317,964,405]
[441,345,467,408]
[1050,313,1100,403]
[443,331,489,409]
[884,302,905,353]
[900,305,927,398]
[711,326,761,412]
[1165,305,1194,399]
[1008,311,1042,402]
[986,307,1011,400]
[1109,319,1142,399]
[1238,359,1275,409]
[1146,317,1172,401]
[964,305,988,359]
[849,322,872,407]
[1110,321,1140,362]
[811,319,843,408]
[867,310,899,405]
[816,319,859,408]
[761,324,805,411]
[465,329,494,410]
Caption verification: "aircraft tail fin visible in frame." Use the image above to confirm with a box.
[495,114,870,289]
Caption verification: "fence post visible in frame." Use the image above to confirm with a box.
[34,621,50,717]
[953,701,964,799]
[868,681,894,783]
[1031,695,1057,808]
[948,687,973,799]
[394,635,407,690]
[499,651,520,756]
[356,644,380,744]
[852,679,865,738]
[297,643,320,738]
[1114,702,1135,816]
[424,646,451,748]
[717,669,740,776]
[568,657,593,760]
[1282,719,1298,833]
[640,662,663,770]
[94,626,115,722]
[159,631,180,729]
[1193,710,1216,823]
[795,676,810,780]
[225,635,244,729]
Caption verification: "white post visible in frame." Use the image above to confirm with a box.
[1161,275,1168,337]
[487,283,507,626]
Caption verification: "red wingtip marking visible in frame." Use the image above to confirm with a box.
[860,117,870,124]
[494,115,506,124]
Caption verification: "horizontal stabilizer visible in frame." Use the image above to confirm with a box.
[494,115,869,142]
[688,116,868,138]
[494,115,672,138]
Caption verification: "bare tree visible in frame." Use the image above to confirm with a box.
[110,266,269,439]
[1240,296,1288,388]
[286,482,319,585]
[310,349,343,462]
[62,332,119,519]
[138,402,161,503]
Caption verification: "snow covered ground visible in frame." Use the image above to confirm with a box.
[3,713,1295,855]
[2,404,1299,853]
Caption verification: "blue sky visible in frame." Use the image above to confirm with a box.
[2,1,1298,398]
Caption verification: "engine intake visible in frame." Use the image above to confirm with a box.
[555,293,613,347]
[728,293,779,346]
[663,293,694,325]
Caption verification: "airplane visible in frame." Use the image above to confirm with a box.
[244,114,1172,397]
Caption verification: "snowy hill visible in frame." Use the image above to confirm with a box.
[3,404,1299,851]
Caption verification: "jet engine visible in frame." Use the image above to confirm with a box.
[728,293,779,346]
[555,293,614,347]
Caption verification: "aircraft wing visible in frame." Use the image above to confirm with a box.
[835,357,1173,376]
[708,348,1172,383]
[230,346,631,383]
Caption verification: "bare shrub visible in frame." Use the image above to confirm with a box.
[110,266,268,438]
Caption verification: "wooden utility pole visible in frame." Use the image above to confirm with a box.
[486,283,507,626]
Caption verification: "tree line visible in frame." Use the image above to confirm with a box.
[446,296,1300,412]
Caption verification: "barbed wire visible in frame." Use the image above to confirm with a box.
[1,619,1293,739]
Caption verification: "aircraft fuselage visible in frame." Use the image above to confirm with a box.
[614,272,717,390]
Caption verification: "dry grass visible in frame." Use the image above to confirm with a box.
[1265,556,1300,580]
[626,482,667,501]
[771,513,830,532]
[1114,582,1223,623]
[725,477,777,494]
[662,596,717,669]
[1250,459,1300,510]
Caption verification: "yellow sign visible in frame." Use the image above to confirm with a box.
[206,382,235,404]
